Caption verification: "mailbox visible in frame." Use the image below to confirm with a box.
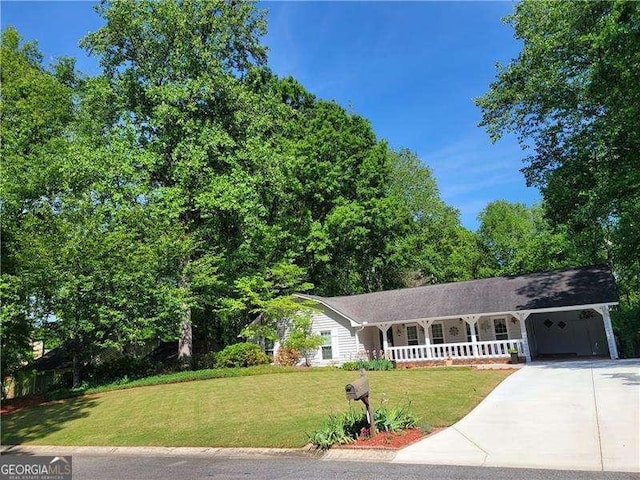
[345,376,369,401]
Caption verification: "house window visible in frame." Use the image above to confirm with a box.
[265,339,275,358]
[320,331,332,360]
[493,318,508,340]
[430,323,444,344]
[407,325,419,345]
[466,323,473,342]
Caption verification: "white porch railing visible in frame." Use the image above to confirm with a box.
[387,339,523,362]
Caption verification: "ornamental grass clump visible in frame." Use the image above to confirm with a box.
[307,401,419,450]
[374,403,419,432]
[306,410,363,450]
[341,359,394,371]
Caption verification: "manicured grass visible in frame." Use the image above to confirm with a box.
[1,367,512,448]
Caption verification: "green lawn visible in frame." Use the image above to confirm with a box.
[1,367,511,447]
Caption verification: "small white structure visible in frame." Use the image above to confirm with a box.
[281,265,619,365]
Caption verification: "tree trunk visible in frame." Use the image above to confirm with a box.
[177,262,192,368]
[178,307,192,365]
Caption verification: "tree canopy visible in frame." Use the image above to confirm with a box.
[1,1,479,384]
[477,0,639,355]
[3,0,638,389]
[477,200,600,277]
[476,0,639,290]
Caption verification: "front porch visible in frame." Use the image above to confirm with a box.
[386,339,524,362]
[356,314,528,363]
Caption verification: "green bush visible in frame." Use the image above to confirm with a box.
[341,359,394,371]
[341,361,358,371]
[308,402,419,449]
[612,300,640,358]
[363,358,394,371]
[215,342,269,368]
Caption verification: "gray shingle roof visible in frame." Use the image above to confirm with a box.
[298,265,618,325]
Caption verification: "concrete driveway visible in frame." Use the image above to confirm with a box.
[393,359,640,472]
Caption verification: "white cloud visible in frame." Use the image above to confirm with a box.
[420,131,540,229]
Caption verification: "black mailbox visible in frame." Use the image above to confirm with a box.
[345,376,369,401]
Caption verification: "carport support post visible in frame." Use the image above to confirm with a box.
[596,306,619,360]
[513,312,532,362]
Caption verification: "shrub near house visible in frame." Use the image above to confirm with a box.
[215,343,269,368]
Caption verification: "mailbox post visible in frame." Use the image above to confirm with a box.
[345,369,376,435]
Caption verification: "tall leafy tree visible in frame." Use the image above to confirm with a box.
[0,28,75,385]
[1,27,189,385]
[243,70,414,296]
[387,149,481,285]
[476,0,639,283]
[477,200,602,276]
[284,99,401,295]
[81,0,271,362]
[476,0,639,355]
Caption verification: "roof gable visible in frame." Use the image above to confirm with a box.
[298,265,618,325]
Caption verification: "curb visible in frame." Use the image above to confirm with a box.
[0,445,396,463]
[1,445,317,459]
[322,449,397,463]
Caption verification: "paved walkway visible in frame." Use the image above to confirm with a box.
[393,359,640,472]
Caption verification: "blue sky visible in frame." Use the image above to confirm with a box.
[2,1,539,230]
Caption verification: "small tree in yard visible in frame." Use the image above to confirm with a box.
[281,314,324,366]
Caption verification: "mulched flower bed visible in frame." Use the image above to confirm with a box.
[338,428,435,450]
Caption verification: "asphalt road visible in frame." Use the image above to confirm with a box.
[72,455,638,480]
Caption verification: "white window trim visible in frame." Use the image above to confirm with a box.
[318,329,339,362]
[319,330,333,361]
[492,316,509,341]
[406,325,419,346]
[431,321,445,344]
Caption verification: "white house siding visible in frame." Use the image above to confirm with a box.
[309,307,358,365]
[392,324,408,346]
[441,319,468,343]
[358,327,382,353]
[508,316,523,339]
[476,315,522,341]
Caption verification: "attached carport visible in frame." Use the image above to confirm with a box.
[512,264,619,362]
[524,305,616,360]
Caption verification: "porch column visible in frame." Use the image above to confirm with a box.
[417,320,434,359]
[462,315,480,357]
[377,323,391,359]
[595,306,619,359]
[513,312,532,362]
[354,327,362,359]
